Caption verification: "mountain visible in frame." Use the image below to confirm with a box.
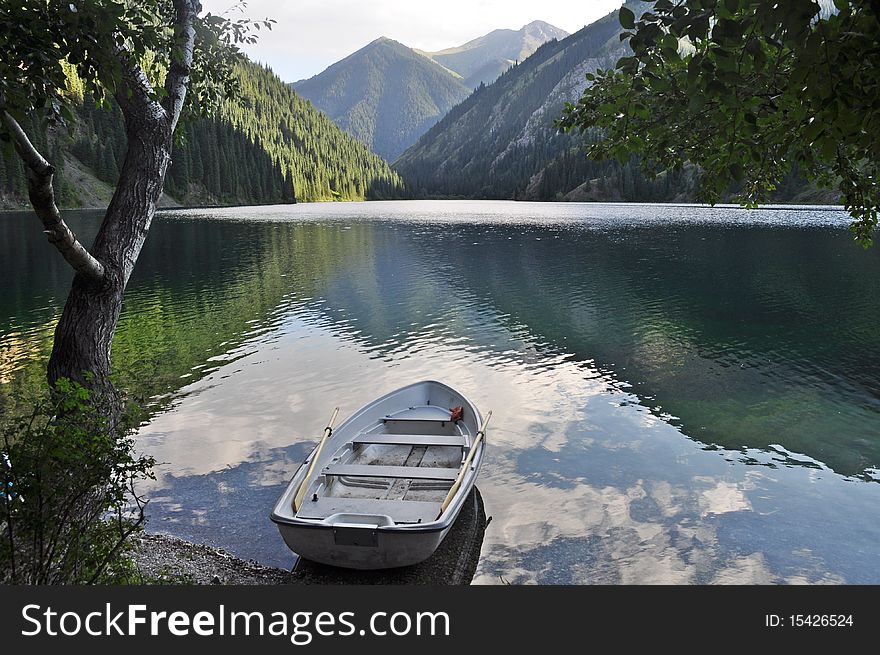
[0,59,404,208]
[292,37,472,161]
[222,60,404,201]
[395,2,830,204]
[394,8,630,200]
[291,23,568,161]
[418,20,570,88]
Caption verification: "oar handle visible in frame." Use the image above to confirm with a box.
[293,407,340,511]
[438,410,492,516]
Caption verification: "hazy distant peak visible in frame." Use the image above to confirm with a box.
[421,20,568,88]
[520,20,569,37]
[365,36,407,50]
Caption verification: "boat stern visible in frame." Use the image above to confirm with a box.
[275,517,450,570]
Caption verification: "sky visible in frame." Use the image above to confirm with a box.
[200,0,624,83]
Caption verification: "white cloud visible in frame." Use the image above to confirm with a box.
[201,0,623,82]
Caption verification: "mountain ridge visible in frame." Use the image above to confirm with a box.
[292,37,472,161]
[292,21,568,160]
[394,10,626,198]
[417,20,570,88]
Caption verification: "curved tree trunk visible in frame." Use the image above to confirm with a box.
[48,115,172,410]
[5,0,197,418]
[47,277,124,397]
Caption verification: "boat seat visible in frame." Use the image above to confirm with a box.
[382,416,456,425]
[322,464,459,481]
[296,497,440,523]
[352,434,467,447]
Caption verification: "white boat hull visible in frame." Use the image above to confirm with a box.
[271,380,485,569]
[277,518,452,569]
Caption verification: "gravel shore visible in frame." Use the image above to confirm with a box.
[133,532,300,585]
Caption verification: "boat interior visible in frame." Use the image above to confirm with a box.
[295,405,472,525]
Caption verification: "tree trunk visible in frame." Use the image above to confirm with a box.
[47,275,124,400]
[48,113,172,413]
[6,1,197,417]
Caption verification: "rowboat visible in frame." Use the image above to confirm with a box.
[270,380,490,569]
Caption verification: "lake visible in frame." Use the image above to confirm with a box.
[2,200,879,583]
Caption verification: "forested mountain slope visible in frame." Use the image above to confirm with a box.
[1,59,404,208]
[394,8,631,200]
[225,60,404,200]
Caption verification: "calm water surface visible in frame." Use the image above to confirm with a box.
[2,200,879,583]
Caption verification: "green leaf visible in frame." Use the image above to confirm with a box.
[820,137,838,160]
[619,6,636,30]
[803,117,824,141]
[688,93,706,111]
[616,56,639,74]
[729,162,744,181]
[661,34,679,51]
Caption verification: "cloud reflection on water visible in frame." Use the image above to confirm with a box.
[141,295,880,583]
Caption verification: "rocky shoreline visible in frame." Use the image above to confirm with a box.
[133,487,487,585]
[132,532,300,585]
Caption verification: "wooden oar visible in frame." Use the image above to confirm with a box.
[293,407,340,511]
[438,410,492,517]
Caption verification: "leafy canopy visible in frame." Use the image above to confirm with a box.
[558,0,880,246]
[0,1,273,125]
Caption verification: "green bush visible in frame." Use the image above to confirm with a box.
[0,379,154,584]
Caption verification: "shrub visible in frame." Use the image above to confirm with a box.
[0,379,154,584]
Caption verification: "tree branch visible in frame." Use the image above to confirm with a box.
[112,46,166,126]
[1,112,105,282]
[163,0,200,132]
